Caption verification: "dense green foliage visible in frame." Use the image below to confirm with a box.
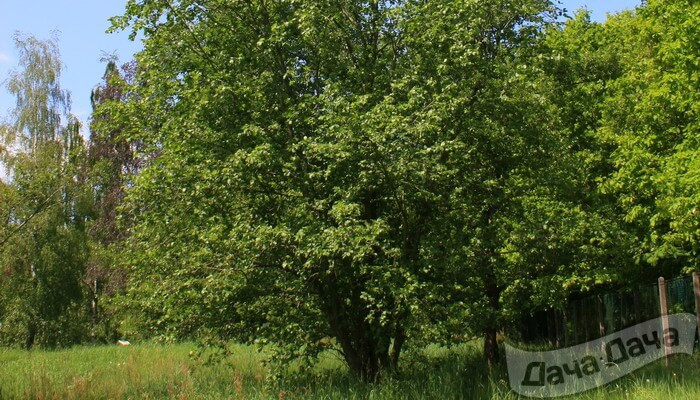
[1,0,699,388]
[0,34,92,348]
[599,0,700,274]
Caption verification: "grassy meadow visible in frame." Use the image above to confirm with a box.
[1,342,699,399]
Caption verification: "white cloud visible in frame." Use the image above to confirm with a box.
[0,52,11,64]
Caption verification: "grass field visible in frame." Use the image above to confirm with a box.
[1,342,700,399]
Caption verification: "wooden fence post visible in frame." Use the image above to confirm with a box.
[597,295,607,354]
[633,291,641,324]
[658,277,670,367]
[584,301,590,341]
[597,295,606,337]
[563,309,569,347]
[547,309,556,345]
[693,271,700,343]
[555,310,563,348]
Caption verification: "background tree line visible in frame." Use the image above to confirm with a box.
[0,0,698,382]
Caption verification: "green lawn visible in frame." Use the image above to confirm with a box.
[1,342,699,399]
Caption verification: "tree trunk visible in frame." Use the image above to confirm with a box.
[337,335,386,383]
[25,321,37,350]
[316,275,398,383]
[389,329,405,370]
[484,272,501,365]
[484,328,499,365]
[91,279,99,329]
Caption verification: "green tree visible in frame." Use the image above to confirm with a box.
[110,0,673,379]
[598,0,700,276]
[0,33,91,348]
[520,11,641,294]
[82,59,142,341]
[110,0,601,378]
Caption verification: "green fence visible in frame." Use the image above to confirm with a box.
[516,274,698,348]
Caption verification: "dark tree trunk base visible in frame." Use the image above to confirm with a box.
[484,329,499,366]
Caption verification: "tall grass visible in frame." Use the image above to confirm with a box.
[0,342,698,399]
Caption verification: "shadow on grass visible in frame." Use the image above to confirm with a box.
[269,343,700,400]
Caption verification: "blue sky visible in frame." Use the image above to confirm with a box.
[0,0,640,137]
[558,0,641,21]
[0,1,141,128]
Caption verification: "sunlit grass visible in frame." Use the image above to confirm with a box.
[0,342,699,399]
